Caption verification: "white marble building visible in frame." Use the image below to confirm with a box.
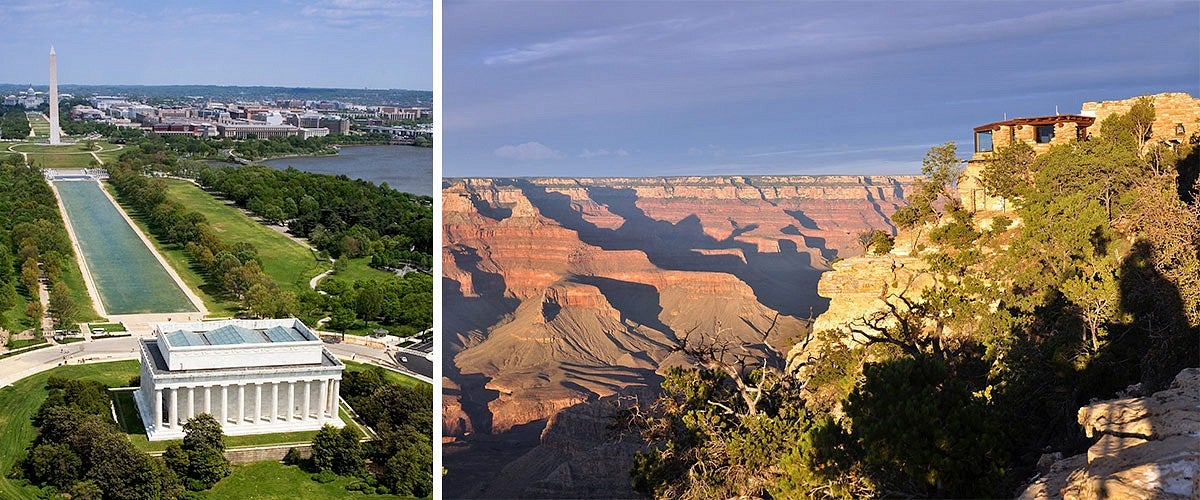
[134,319,345,441]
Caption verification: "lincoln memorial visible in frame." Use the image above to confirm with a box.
[134,318,345,441]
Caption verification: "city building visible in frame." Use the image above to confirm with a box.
[134,318,345,441]
[959,92,1200,212]
[216,123,302,139]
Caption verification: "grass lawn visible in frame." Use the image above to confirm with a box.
[25,113,48,137]
[6,338,46,349]
[0,361,140,500]
[1,294,34,332]
[59,258,103,322]
[85,322,126,332]
[26,153,96,169]
[328,257,397,284]
[10,143,94,153]
[342,360,429,389]
[203,461,417,499]
[105,181,240,317]
[162,179,327,293]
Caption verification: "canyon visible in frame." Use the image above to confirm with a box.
[442,175,916,497]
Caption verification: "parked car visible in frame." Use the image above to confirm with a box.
[92,328,106,334]
[400,356,408,363]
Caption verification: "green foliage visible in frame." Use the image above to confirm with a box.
[866,229,894,255]
[844,357,1008,497]
[981,141,1037,202]
[309,425,362,476]
[0,109,31,139]
[891,142,963,231]
[180,413,230,490]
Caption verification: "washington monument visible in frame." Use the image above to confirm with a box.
[48,46,60,145]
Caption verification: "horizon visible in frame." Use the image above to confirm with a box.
[444,1,1200,178]
[0,1,431,89]
[0,82,432,92]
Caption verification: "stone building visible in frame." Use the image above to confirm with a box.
[959,92,1200,212]
[134,319,344,441]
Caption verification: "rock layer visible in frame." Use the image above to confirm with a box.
[444,175,917,436]
[1021,368,1200,499]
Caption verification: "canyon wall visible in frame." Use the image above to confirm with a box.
[442,174,917,496]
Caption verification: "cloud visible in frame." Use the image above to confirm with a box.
[494,142,564,160]
[579,147,630,158]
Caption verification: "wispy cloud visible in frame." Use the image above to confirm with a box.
[494,142,564,161]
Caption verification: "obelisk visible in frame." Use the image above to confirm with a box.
[49,46,60,145]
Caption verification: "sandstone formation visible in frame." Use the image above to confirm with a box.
[443,175,917,497]
[1021,368,1200,499]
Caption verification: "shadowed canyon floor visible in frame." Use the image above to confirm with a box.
[442,175,915,497]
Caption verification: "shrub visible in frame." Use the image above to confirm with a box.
[312,470,337,484]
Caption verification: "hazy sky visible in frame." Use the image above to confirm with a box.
[0,0,431,89]
[444,1,1200,177]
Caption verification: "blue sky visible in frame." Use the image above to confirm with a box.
[444,1,1200,177]
[0,0,431,89]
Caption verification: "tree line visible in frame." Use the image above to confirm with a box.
[0,157,90,332]
[626,100,1200,498]
[192,163,432,260]
[1,106,31,139]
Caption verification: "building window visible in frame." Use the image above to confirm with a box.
[975,130,993,152]
[1036,125,1055,143]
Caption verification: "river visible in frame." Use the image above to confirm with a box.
[260,145,432,197]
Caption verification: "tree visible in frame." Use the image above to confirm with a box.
[981,141,1037,203]
[310,424,341,473]
[892,142,964,241]
[67,480,104,500]
[49,280,78,327]
[310,424,365,476]
[180,413,230,490]
[866,230,894,255]
[382,441,433,497]
[328,304,357,340]
[355,285,383,322]
[25,442,82,489]
[843,356,1008,497]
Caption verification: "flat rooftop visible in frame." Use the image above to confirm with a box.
[156,319,320,351]
[141,339,340,376]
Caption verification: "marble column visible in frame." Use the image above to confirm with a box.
[221,385,228,424]
[154,389,163,429]
[318,379,328,418]
[271,383,279,422]
[303,380,311,420]
[168,388,178,429]
[186,387,195,421]
[255,384,263,422]
[238,384,245,423]
[287,381,295,420]
[204,386,212,416]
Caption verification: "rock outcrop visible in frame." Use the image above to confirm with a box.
[1021,368,1200,499]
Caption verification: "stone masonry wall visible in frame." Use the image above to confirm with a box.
[1082,92,1200,142]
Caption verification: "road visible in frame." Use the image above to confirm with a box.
[0,334,431,387]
